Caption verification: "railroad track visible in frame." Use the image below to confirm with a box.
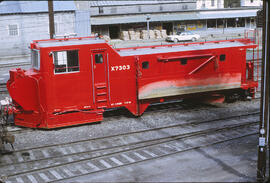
[6,97,260,135]
[1,112,259,183]
[0,83,7,93]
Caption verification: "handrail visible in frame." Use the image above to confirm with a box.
[188,55,217,75]
[157,54,213,62]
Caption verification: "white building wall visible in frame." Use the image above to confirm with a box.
[197,0,224,9]
[0,12,75,57]
[241,0,262,7]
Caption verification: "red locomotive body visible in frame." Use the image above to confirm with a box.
[7,37,258,128]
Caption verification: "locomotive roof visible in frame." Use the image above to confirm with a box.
[35,38,106,48]
[117,40,255,57]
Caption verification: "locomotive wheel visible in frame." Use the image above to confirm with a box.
[225,91,248,103]
[225,93,239,103]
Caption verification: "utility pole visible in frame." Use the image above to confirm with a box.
[146,14,151,39]
[48,0,55,39]
[257,0,269,182]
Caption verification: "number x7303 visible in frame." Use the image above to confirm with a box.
[111,65,130,71]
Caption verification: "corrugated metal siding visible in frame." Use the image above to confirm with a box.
[91,9,258,25]
[91,12,199,25]
[0,1,76,14]
[197,9,257,19]
[91,3,196,16]
[75,11,91,37]
[89,1,181,7]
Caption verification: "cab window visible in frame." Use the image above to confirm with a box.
[31,49,40,70]
[53,50,79,74]
[142,61,149,69]
[95,54,103,64]
[220,54,226,61]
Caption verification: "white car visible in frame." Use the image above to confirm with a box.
[166,31,200,43]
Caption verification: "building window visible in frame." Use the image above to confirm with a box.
[182,5,188,10]
[53,50,79,74]
[99,7,104,14]
[95,54,103,64]
[8,24,18,36]
[207,19,216,28]
[217,19,225,28]
[250,18,255,27]
[202,0,206,8]
[111,7,117,14]
[211,0,215,6]
[180,58,187,65]
[142,61,149,69]
[138,5,142,12]
[31,50,40,70]
[227,18,236,28]
[220,54,226,61]
[236,18,245,27]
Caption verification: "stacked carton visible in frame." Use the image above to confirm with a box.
[120,31,129,40]
[103,35,111,42]
[154,30,162,39]
[128,30,136,40]
[149,30,155,39]
[141,30,149,39]
[161,29,167,38]
[120,29,168,40]
[128,30,141,40]
[135,31,141,40]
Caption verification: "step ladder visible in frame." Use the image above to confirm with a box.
[95,83,108,109]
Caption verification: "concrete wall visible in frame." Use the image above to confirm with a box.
[0,12,75,57]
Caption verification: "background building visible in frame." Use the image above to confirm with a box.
[0,1,76,57]
[0,0,263,58]
[83,0,261,39]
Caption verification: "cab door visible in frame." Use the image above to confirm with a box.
[91,49,109,109]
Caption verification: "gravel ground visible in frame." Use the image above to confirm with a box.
[8,98,260,151]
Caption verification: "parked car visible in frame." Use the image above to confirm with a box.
[166,31,200,42]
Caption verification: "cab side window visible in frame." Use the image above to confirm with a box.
[31,49,40,70]
[142,61,149,69]
[220,54,226,61]
[180,58,187,65]
[95,54,103,64]
[53,50,79,74]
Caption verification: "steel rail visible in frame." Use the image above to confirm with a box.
[1,112,259,170]
[4,121,258,183]
[5,110,260,153]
